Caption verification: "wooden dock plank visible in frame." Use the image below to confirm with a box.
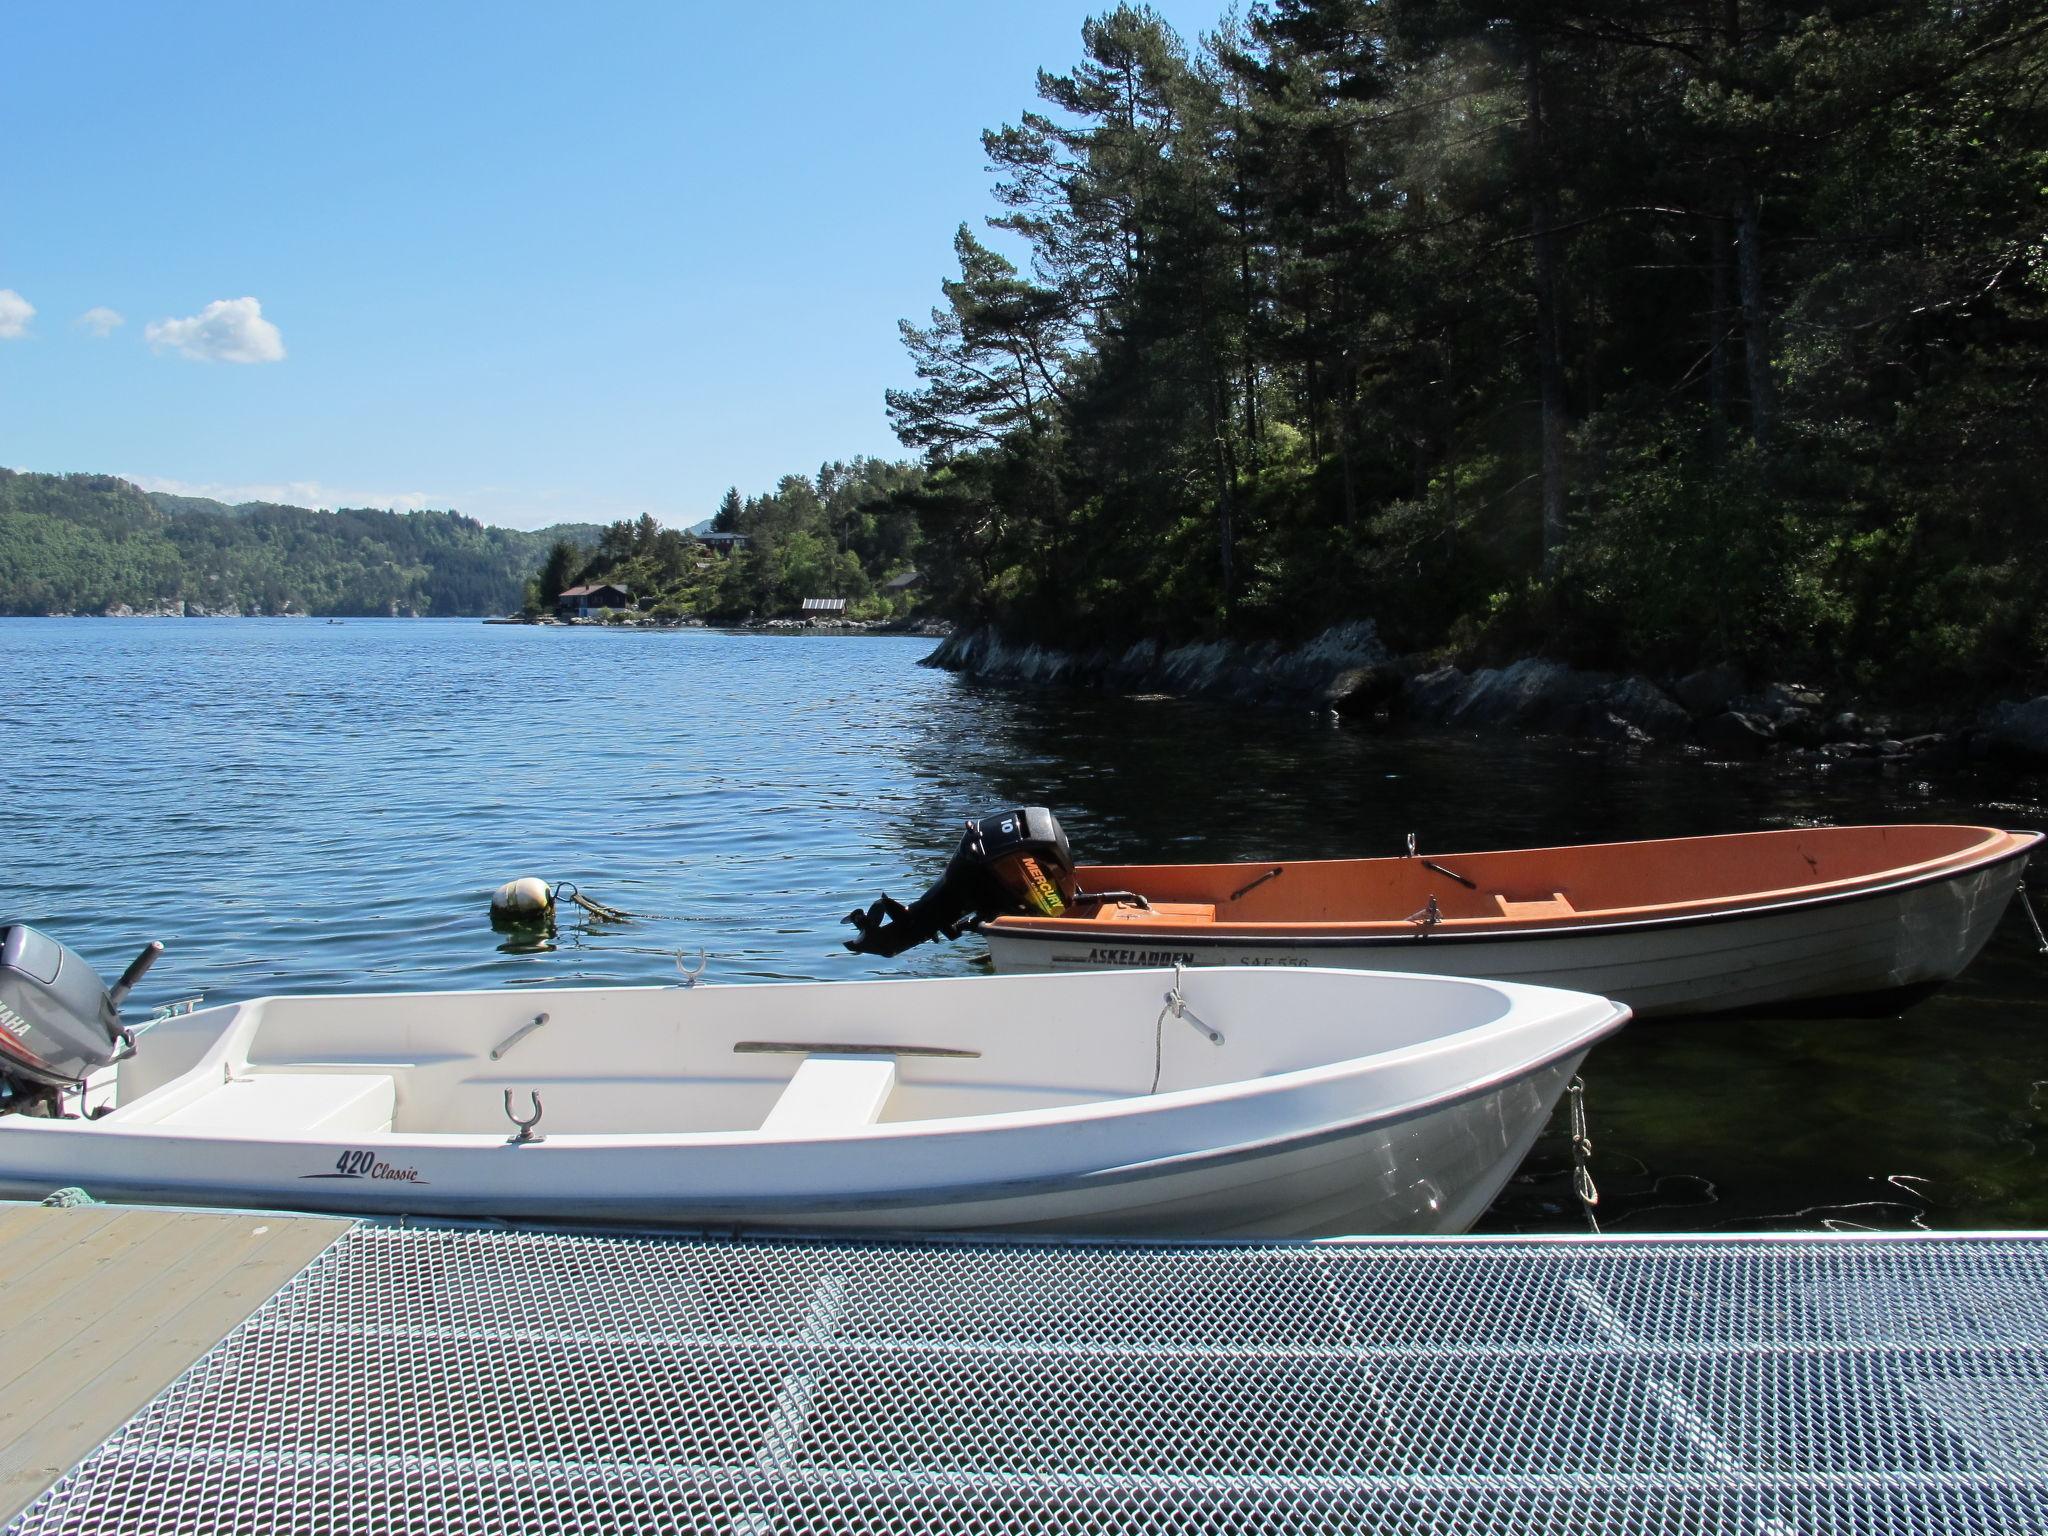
[0,1205,128,1286]
[0,1204,350,1523]
[0,1210,246,1397]
[0,1208,190,1356]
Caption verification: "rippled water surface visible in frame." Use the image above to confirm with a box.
[7,618,2046,1233]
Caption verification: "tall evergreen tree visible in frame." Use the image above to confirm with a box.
[537,539,581,605]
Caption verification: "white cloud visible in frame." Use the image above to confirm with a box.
[129,474,438,512]
[0,289,35,339]
[144,297,284,363]
[77,306,125,337]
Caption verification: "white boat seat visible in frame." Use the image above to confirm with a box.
[155,1072,397,1136]
[759,1054,897,1135]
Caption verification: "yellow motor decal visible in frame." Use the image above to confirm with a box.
[1017,856,1067,916]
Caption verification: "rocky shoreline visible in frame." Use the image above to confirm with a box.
[925,622,2048,770]
[524,614,950,636]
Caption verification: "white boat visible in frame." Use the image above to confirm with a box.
[969,824,2042,1017]
[0,961,1627,1237]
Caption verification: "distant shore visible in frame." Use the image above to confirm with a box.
[510,613,949,637]
[8,609,948,635]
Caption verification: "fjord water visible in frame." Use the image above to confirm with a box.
[6,617,2046,1233]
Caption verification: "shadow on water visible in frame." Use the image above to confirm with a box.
[5,618,2045,1234]
[933,679,2048,1235]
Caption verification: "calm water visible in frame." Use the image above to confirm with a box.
[6,618,2047,1233]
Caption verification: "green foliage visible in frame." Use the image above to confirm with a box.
[1544,419,1840,673]
[546,459,926,624]
[890,0,2048,703]
[0,470,599,616]
[537,540,581,607]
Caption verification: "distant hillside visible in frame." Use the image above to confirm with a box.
[0,469,600,616]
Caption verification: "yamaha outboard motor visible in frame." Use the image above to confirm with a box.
[843,808,1077,958]
[0,925,160,1114]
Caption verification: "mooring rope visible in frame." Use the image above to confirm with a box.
[1150,963,1224,1094]
[2021,884,2048,956]
[552,882,633,923]
[1568,1075,1602,1233]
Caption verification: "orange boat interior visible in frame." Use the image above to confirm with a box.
[991,824,2039,937]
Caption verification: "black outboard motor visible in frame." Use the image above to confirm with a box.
[0,925,160,1114]
[843,807,1077,958]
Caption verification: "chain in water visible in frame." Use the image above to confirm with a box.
[2022,884,2048,956]
[553,883,633,923]
[1568,1075,1601,1233]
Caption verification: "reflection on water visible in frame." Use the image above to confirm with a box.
[5,617,2045,1233]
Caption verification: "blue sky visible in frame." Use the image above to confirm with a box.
[1,1,1224,529]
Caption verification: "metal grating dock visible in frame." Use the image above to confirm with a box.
[10,1225,2048,1535]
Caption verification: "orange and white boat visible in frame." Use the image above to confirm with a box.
[976,824,2041,1018]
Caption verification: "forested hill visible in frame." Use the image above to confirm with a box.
[0,470,599,617]
[888,0,2048,703]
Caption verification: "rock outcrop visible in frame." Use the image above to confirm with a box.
[1982,697,2048,765]
[925,623,2028,773]
[924,621,1393,706]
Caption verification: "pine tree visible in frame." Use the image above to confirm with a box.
[886,226,1074,455]
[536,540,579,606]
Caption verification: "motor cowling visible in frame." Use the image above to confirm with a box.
[843,808,1077,958]
[0,925,159,1110]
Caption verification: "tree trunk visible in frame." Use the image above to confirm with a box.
[1723,0,1774,453]
[1305,359,1322,460]
[1337,362,1359,528]
[1205,351,1238,626]
[1526,50,1569,574]
[1216,442,1236,623]
[1236,199,1260,459]
[1734,175,1773,451]
[1709,212,1732,449]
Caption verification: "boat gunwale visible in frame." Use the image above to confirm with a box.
[9,978,1629,1163]
[988,825,2042,946]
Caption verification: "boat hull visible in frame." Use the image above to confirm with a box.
[986,852,2031,1018]
[0,1055,1585,1237]
[0,968,1623,1238]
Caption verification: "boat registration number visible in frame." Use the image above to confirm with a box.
[1074,948,1309,968]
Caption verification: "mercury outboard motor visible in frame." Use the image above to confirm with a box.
[843,808,1077,958]
[0,925,161,1114]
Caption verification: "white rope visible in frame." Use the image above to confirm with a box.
[1151,963,1223,1094]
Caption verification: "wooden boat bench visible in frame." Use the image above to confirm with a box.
[1493,893,1577,920]
[142,1071,398,1136]
[1099,901,1217,925]
[759,1054,898,1134]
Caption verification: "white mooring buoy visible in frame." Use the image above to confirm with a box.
[490,877,556,924]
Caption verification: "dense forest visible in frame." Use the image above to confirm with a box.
[886,0,2048,700]
[0,469,598,617]
[529,458,925,622]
